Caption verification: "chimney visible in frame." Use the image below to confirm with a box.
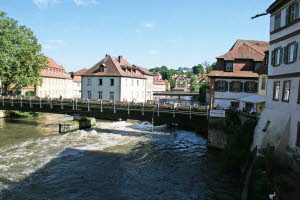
[118,56,122,62]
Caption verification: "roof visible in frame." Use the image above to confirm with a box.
[82,55,145,79]
[208,70,259,78]
[217,40,269,62]
[154,72,162,76]
[74,68,88,76]
[137,66,154,76]
[267,0,286,13]
[40,57,71,79]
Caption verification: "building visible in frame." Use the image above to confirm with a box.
[252,0,300,159]
[208,40,269,110]
[137,66,154,101]
[173,74,191,91]
[153,72,168,92]
[37,58,74,98]
[72,68,88,98]
[81,55,147,102]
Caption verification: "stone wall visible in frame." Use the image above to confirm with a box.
[208,129,228,149]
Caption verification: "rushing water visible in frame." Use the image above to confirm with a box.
[0,114,239,200]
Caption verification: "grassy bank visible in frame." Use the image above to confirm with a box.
[5,110,42,118]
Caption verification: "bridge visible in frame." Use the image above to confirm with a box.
[153,91,199,97]
[0,97,208,133]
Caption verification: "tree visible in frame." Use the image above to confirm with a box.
[169,77,176,89]
[202,61,216,74]
[199,82,209,105]
[0,11,47,95]
[190,75,199,92]
[192,64,204,74]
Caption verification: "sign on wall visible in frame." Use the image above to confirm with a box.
[210,110,226,118]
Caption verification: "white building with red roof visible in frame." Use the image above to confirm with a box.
[81,55,148,102]
[36,57,74,98]
[153,72,169,92]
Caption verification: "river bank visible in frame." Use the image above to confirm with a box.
[0,113,240,200]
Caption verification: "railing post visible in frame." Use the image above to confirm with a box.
[20,97,23,107]
[50,98,53,109]
[61,99,64,110]
[157,103,160,117]
[40,98,42,108]
[142,103,144,116]
[189,106,192,120]
[173,104,176,119]
[100,100,103,112]
[11,96,14,106]
[2,96,4,106]
[29,97,32,108]
[72,99,75,110]
[127,102,130,115]
[87,99,90,112]
[75,99,78,110]
[113,101,116,114]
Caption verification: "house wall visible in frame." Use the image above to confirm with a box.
[258,74,268,96]
[120,77,146,102]
[153,84,166,92]
[73,82,81,98]
[144,75,153,101]
[213,78,258,108]
[37,77,74,98]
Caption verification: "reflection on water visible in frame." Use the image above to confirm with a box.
[0,114,239,200]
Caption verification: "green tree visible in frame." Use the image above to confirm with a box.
[192,64,204,74]
[199,82,209,105]
[169,77,176,89]
[202,61,216,74]
[0,11,47,95]
[190,75,200,92]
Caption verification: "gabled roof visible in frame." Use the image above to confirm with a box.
[41,57,71,79]
[137,66,154,76]
[207,70,259,78]
[217,40,269,62]
[82,55,146,79]
[267,0,286,14]
[47,57,65,70]
[74,68,88,76]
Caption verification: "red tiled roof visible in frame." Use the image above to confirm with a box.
[137,66,153,76]
[208,70,259,78]
[82,55,145,79]
[217,40,269,62]
[154,78,167,85]
[74,68,88,76]
[40,57,71,79]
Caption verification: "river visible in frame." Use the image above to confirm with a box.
[0,114,239,200]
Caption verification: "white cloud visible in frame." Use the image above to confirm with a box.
[143,23,155,29]
[73,0,99,6]
[42,40,64,50]
[149,50,159,55]
[33,0,60,8]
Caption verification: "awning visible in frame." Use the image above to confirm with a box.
[239,95,266,104]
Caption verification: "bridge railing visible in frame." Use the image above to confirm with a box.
[0,97,208,116]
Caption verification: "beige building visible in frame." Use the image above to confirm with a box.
[153,72,168,92]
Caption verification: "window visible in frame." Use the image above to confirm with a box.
[87,79,91,86]
[298,80,300,104]
[285,42,298,63]
[286,2,297,24]
[274,12,281,30]
[261,77,266,90]
[230,81,241,93]
[98,91,102,99]
[98,79,103,86]
[271,47,283,66]
[273,82,280,101]
[110,79,114,86]
[255,62,261,71]
[245,81,257,93]
[282,80,291,102]
[110,92,114,100]
[231,102,240,109]
[87,91,91,99]
[99,66,104,72]
[262,120,271,132]
[225,62,233,72]
[215,81,227,92]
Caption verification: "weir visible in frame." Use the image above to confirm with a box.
[0,97,209,133]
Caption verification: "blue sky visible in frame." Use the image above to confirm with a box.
[1,0,274,72]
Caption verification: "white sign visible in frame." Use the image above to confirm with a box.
[210,110,226,118]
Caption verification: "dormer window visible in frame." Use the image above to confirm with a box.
[225,61,233,72]
[99,66,104,72]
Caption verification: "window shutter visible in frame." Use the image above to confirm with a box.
[283,46,288,64]
[240,82,244,92]
[271,50,275,66]
[294,42,299,61]
[229,82,233,92]
[296,0,300,19]
[214,81,219,92]
[254,82,258,93]
[286,6,290,25]
[225,81,229,91]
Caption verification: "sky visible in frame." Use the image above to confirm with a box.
[1,0,274,72]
